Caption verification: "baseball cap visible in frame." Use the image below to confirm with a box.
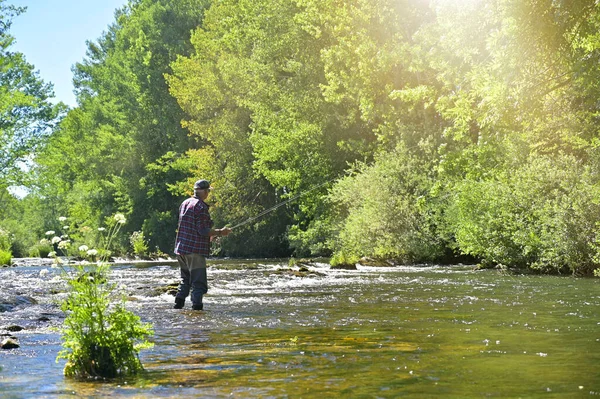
[193,179,211,190]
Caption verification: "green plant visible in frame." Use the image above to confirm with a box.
[0,228,13,265]
[330,251,359,267]
[329,144,443,265]
[447,154,600,274]
[30,239,53,258]
[129,231,149,258]
[53,213,153,378]
[0,228,11,251]
[0,249,11,265]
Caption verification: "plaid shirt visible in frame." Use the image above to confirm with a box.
[174,196,214,256]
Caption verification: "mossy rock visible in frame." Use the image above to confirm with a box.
[357,257,395,267]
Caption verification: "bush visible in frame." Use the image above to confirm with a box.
[142,211,177,255]
[0,228,11,251]
[54,213,153,378]
[29,239,54,258]
[0,249,11,266]
[447,154,600,274]
[329,144,444,265]
[58,262,153,378]
[129,231,149,258]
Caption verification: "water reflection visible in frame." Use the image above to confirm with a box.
[0,261,599,397]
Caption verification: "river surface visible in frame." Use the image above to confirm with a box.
[0,260,598,398]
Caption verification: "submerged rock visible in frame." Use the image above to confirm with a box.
[272,266,326,277]
[10,257,54,267]
[0,295,38,312]
[5,325,24,332]
[145,281,180,297]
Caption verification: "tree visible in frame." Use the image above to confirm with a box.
[34,0,209,252]
[0,1,64,192]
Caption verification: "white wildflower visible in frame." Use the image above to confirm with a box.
[45,230,55,236]
[51,236,61,244]
[39,269,50,278]
[61,234,69,240]
[39,238,50,245]
[57,240,70,249]
[48,251,56,258]
[79,245,89,252]
[87,249,98,256]
[114,213,127,224]
[58,216,67,222]
[98,227,106,232]
[63,226,70,230]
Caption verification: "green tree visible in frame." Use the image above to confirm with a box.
[169,0,426,255]
[34,0,209,252]
[0,2,63,191]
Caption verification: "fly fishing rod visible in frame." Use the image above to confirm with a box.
[228,177,338,230]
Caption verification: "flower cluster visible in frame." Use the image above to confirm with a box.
[114,213,126,224]
[44,214,121,264]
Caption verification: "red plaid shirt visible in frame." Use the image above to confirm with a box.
[174,196,214,256]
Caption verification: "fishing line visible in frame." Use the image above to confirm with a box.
[228,176,339,230]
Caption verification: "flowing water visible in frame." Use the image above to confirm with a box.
[0,260,599,398]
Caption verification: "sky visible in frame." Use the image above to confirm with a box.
[8,0,128,107]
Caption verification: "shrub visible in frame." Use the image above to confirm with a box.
[58,262,153,378]
[447,154,600,274]
[0,228,11,251]
[329,144,444,265]
[0,249,11,266]
[53,213,153,378]
[129,231,149,258]
[142,211,176,255]
[29,239,54,258]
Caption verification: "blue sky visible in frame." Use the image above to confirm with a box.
[8,0,128,107]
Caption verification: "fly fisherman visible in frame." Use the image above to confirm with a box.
[173,179,232,310]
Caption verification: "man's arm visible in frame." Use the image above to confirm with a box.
[196,202,231,237]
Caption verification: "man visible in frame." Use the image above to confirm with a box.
[173,179,231,310]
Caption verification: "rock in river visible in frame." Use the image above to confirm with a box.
[1,337,19,349]
[0,295,38,312]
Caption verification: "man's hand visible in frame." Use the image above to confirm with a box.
[219,227,232,237]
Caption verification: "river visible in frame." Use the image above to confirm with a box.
[0,260,599,398]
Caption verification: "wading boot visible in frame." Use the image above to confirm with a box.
[173,298,185,309]
[192,303,203,311]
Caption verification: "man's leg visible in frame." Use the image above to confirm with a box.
[188,253,207,310]
[174,255,191,308]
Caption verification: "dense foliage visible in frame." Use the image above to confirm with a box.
[2,0,600,274]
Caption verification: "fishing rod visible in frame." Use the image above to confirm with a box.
[228,177,338,230]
